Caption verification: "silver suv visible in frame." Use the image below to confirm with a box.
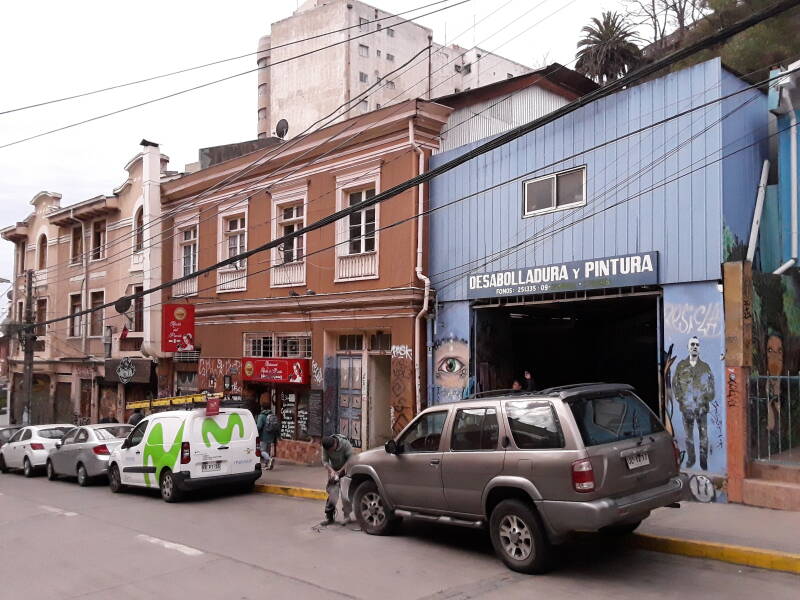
[348,384,685,574]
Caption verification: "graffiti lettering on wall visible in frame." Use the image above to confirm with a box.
[198,358,242,394]
[390,356,413,433]
[390,344,412,360]
[726,367,739,409]
[663,302,723,337]
[311,360,323,386]
[663,283,726,489]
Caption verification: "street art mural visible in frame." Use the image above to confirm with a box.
[750,269,800,463]
[432,301,471,404]
[663,283,726,502]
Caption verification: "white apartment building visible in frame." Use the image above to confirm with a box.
[256,0,532,139]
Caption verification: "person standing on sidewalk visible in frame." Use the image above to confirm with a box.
[321,434,353,525]
[257,405,279,470]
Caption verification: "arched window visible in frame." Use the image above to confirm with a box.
[134,207,144,252]
[37,234,47,271]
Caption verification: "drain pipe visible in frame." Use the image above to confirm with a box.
[410,119,430,415]
[747,160,770,263]
[775,93,798,274]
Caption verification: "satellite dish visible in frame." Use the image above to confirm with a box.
[276,118,289,139]
[114,296,132,314]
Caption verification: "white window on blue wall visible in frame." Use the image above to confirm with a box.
[522,166,586,217]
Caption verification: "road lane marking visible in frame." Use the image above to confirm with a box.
[136,534,204,557]
[39,504,77,517]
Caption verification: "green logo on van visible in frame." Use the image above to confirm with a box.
[143,422,185,487]
[201,414,245,447]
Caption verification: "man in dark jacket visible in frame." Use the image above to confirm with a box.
[321,434,353,525]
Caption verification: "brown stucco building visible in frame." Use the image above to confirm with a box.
[161,100,451,462]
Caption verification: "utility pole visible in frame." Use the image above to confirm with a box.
[20,269,35,425]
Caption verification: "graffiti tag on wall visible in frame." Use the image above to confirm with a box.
[198,358,242,394]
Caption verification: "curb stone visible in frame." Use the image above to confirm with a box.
[254,484,800,575]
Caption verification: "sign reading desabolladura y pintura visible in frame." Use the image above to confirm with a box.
[467,252,658,299]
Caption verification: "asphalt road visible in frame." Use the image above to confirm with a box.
[0,472,797,600]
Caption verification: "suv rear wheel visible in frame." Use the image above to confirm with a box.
[354,480,399,535]
[489,499,550,574]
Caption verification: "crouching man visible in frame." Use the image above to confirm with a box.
[321,434,354,525]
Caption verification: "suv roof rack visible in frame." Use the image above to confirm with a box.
[535,382,609,394]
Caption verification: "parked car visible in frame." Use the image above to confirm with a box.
[347,383,685,574]
[0,425,22,449]
[46,424,133,486]
[0,424,74,477]
[108,408,262,502]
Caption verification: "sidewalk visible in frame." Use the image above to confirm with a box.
[255,460,800,574]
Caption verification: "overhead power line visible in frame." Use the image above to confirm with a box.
[0,0,464,116]
[27,0,800,330]
[32,52,799,334]
[0,0,472,149]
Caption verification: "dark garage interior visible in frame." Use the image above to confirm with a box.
[473,294,661,414]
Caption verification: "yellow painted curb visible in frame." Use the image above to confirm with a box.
[251,486,800,575]
[255,483,327,501]
[629,533,800,575]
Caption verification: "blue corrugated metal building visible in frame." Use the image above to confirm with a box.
[427,59,767,496]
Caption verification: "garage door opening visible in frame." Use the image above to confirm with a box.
[474,294,661,414]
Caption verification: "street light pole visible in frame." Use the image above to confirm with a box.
[21,269,34,425]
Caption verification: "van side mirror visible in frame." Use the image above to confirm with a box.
[384,439,398,454]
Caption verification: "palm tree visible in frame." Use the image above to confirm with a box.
[576,11,643,84]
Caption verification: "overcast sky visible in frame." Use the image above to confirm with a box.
[0,0,619,290]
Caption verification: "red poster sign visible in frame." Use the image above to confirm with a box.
[205,396,221,416]
[162,304,196,352]
[241,358,310,385]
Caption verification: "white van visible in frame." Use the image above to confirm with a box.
[108,408,261,502]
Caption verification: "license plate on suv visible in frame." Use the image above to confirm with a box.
[201,461,222,472]
[625,452,650,470]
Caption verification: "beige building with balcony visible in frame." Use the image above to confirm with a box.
[1,141,171,424]
[256,0,532,139]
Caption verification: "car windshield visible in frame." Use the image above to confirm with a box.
[38,427,73,439]
[95,426,132,440]
[566,392,664,447]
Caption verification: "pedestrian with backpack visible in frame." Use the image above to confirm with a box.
[257,404,280,470]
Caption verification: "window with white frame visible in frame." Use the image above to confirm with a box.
[359,71,368,83]
[91,220,106,260]
[133,207,144,252]
[244,333,274,357]
[181,227,198,276]
[358,44,369,58]
[224,216,246,268]
[277,334,312,358]
[359,17,369,30]
[278,204,304,264]
[346,188,376,254]
[522,167,586,217]
[68,295,81,337]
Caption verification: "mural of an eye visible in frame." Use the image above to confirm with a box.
[439,357,465,374]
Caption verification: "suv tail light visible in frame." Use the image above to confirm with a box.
[572,458,595,493]
[92,444,110,456]
[672,438,681,469]
[255,436,262,458]
[180,442,191,464]
[29,443,45,451]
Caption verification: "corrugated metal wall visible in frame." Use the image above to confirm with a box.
[435,85,568,154]
[429,59,767,302]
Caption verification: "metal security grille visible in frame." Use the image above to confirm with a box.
[749,374,800,466]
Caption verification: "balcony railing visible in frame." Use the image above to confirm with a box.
[272,261,305,287]
[337,252,378,281]
[217,267,246,292]
[173,276,198,297]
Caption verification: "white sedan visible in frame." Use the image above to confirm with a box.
[0,424,73,477]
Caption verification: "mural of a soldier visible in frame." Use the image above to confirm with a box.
[672,336,715,470]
